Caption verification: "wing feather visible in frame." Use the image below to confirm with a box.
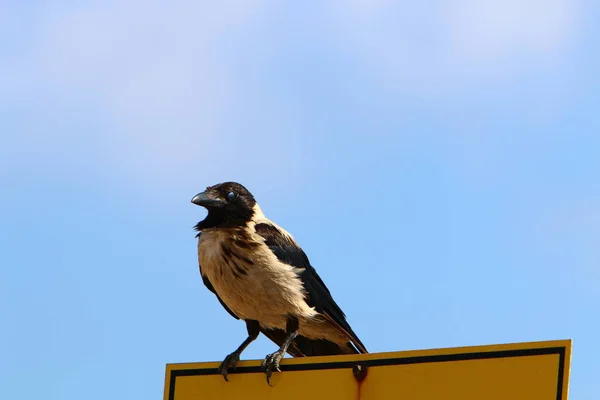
[254,222,367,354]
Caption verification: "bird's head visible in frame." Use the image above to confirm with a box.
[191,181,257,230]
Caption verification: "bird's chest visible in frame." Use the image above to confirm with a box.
[198,231,276,320]
[198,230,254,285]
[197,230,309,325]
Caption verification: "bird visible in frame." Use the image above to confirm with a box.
[191,181,367,385]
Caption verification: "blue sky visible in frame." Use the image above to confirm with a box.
[1,1,598,398]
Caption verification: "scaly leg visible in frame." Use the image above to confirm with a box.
[261,316,299,386]
[218,320,259,382]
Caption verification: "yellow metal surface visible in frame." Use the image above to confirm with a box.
[164,339,571,400]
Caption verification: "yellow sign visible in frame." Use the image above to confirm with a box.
[164,339,571,400]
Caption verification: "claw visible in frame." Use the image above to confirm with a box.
[218,352,241,382]
[261,351,284,386]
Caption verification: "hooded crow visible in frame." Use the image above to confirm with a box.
[191,182,367,385]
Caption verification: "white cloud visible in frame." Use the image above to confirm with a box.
[327,0,580,89]
[2,1,315,191]
[40,1,261,173]
[0,0,584,189]
[447,0,577,59]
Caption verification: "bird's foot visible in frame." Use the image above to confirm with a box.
[261,350,284,386]
[218,351,241,382]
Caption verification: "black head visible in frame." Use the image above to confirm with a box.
[191,182,257,230]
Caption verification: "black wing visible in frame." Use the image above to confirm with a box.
[197,233,239,320]
[255,222,367,355]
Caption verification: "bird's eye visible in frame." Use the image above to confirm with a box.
[226,192,237,202]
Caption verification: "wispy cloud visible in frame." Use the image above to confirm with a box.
[327,0,580,88]
[0,1,585,190]
[1,1,311,189]
[447,0,577,58]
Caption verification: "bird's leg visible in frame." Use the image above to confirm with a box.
[261,316,299,386]
[218,320,259,382]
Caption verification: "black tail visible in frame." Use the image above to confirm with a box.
[261,328,361,357]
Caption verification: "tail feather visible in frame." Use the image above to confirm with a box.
[261,328,361,357]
